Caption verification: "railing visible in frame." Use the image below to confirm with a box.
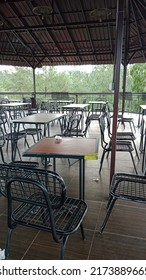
[0,92,146,114]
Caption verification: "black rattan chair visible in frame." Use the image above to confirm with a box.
[99,173,146,233]
[0,163,87,260]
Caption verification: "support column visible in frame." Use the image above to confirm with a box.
[110,0,125,183]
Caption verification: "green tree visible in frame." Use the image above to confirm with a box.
[130,64,146,92]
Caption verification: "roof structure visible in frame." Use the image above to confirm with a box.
[0,0,146,67]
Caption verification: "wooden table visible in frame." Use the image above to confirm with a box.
[23,137,99,200]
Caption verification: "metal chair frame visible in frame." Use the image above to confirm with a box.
[106,109,140,160]
[98,114,138,174]
[0,124,39,168]
[100,172,146,233]
[0,163,87,260]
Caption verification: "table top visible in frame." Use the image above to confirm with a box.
[62,103,89,109]
[13,113,65,125]
[88,101,106,105]
[0,102,30,107]
[23,137,99,160]
[48,100,72,103]
[140,105,146,110]
[143,115,146,123]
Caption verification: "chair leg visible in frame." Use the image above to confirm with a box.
[60,235,69,260]
[100,197,117,233]
[0,148,6,163]
[99,150,106,173]
[129,151,138,174]
[80,223,85,240]
[129,121,136,133]
[5,228,13,259]
[132,140,140,160]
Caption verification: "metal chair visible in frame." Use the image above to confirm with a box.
[0,163,87,260]
[98,114,138,174]
[106,109,140,160]
[0,124,39,168]
[117,114,136,133]
[5,123,29,160]
[62,113,83,137]
[100,173,146,233]
[63,111,90,137]
[89,103,107,122]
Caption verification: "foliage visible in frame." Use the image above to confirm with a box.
[130,64,146,92]
[0,64,141,97]
[0,65,117,93]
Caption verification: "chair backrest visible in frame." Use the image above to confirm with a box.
[96,103,107,118]
[51,92,69,100]
[105,108,112,137]
[0,98,9,104]
[0,163,67,245]
[98,114,108,148]
[63,113,82,136]
[0,126,5,148]
[0,163,66,207]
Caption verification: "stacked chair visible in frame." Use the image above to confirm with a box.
[106,108,139,160]
[98,109,138,174]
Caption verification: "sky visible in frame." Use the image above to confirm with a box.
[0,64,95,73]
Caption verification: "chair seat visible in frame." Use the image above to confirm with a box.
[117,116,136,132]
[112,173,146,200]
[119,117,133,121]
[5,131,26,140]
[25,127,42,135]
[12,196,87,234]
[117,131,136,140]
[9,161,39,169]
[99,173,146,233]
[108,140,134,152]
[89,113,101,120]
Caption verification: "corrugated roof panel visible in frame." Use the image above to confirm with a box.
[0,0,146,66]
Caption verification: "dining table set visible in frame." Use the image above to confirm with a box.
[0,99,101,201]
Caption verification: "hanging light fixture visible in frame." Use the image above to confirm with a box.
[32,5,53,20]
[90,8,111,22]
[0,20,4,27]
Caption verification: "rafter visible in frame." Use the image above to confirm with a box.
[55,0,81,63]
[130,0,146,60]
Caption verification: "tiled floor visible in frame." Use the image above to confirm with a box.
[0,112,146,260]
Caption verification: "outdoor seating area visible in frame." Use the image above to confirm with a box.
[1,0,146,263]
[0,101,146,259]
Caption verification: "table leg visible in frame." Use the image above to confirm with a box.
[139,117,144,152]
[79,158,85,200]
[142,128,146,174]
